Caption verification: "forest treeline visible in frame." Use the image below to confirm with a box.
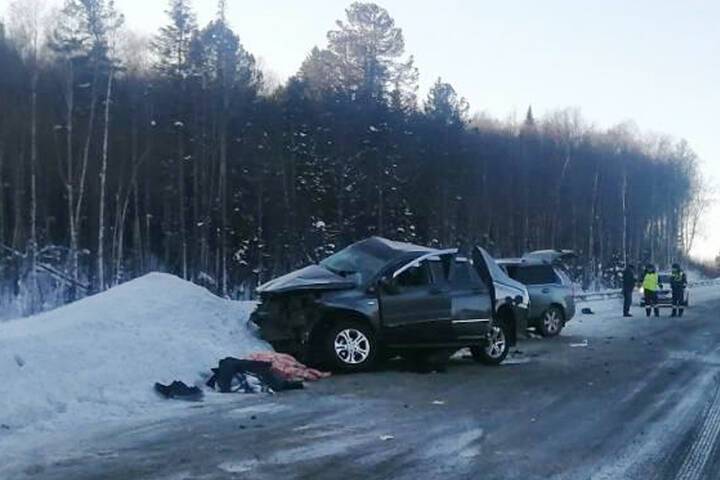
[0,0,708,315]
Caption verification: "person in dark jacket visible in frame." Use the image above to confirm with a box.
[670,263,688,317]
[622,264,636,317]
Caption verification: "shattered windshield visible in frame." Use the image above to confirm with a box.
[320,245,388,285]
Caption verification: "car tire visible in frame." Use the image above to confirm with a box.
[324,320,378,373]
[471,325,510,366]
[539,306,564,337]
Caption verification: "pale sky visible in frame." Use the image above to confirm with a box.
[1,0,718,260]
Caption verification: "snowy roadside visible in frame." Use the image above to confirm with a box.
[0,273,270,467]
[566,282,720,339]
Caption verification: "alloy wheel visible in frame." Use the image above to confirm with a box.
[334,328,371,365]
[485,326,506,359]
[544,309,561,335]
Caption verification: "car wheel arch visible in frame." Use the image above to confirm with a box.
[310,309,376,345]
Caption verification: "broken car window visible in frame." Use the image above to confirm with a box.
[320,246,388,285]
[396,262,431,288]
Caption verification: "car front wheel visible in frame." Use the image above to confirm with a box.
[539,306,564,337]
[324,320,377,373]
[471,325,509,366]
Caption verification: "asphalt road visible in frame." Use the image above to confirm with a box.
[11,295,720,480]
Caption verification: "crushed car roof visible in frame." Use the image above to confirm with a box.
[339,236,440,265]
[256,237,441,294]
[360,236,437,255]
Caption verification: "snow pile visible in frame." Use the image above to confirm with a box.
[0,272,268,433]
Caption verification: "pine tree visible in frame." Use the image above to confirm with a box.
[424,77,469,127]
[152,0,197,81]
[324,2,417,104]
[524,105,535,128]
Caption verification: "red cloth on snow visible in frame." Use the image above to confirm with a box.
[248,352,331,382]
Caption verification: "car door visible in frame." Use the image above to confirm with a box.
[471,246,497,312]
[379,255,454,345]
[448,258,493,340]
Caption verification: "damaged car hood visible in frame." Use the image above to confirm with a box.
[256,264,356,294]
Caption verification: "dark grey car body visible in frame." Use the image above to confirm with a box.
[497,257,576,336]
[250,237,524,368]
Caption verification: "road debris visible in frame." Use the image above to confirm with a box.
[569,340,589,347]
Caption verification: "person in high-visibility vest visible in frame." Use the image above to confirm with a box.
[642,264,661,317]
[670,263,688,317]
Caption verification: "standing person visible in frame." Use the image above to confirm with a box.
[670,263,688,317]
[642,264,660,317]
[622,264,636,317]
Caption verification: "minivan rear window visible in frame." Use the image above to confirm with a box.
[508,265,559,285]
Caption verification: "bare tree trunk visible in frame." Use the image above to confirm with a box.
[219,84,229,296]
[77,62,100,257]
[588,166,600,281]
[28,63,39,313]
[176,129,187,279]
[97,66,114,291]
[63,61,78,300]
[132,177,142,273]
[12,150,25,249]
[191,122,200,279]
[256,174,264,285]
[377,154,384,235]
[551,147,572,248]
[621,164,628,265]
[0,139,5,246]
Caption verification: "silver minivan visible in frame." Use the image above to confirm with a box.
[497,252,576,337]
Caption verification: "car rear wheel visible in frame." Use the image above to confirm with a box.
[471,325,509,366]
[539,306,564,337]
[324,320,377,373]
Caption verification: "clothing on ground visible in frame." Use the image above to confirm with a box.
[206,357,305,393]
[154,381,203,401]
[248,352,332,382]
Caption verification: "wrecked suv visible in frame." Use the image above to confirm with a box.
[250,237,527,372]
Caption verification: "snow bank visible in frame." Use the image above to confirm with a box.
[0,272,268,434]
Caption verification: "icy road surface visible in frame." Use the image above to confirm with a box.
[4,284,720,480]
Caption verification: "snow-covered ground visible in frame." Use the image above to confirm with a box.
[0,273,269,462]
[567,281,720,339]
